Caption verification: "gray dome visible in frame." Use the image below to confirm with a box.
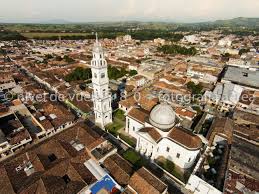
[149,103,175,131]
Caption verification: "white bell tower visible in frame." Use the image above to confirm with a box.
[91,33,112,128]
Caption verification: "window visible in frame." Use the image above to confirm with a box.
[100,54,102,58]
[157,147,159,152]
[242,72,248,77]
[94,73,97,78]
[188,157,191,162]
[133,126,135,131]
[166,147,170,152]
[101,73,105,78]
[127,119,130,129]
[176,153,180,158]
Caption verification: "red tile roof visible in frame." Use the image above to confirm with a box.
[139,127,161,142]
[167,127,202,150]
[129,167,167,194]
[127,108,149,124]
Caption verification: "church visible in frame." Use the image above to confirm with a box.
[91,34,113,128]
[89,35,202,169]
[126,103,203,169]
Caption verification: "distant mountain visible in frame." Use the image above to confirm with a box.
[212,17,259,27]
[0,19,71,24]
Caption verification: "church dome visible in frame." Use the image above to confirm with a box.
[149,103,176,131]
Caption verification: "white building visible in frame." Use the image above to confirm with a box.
[126,103,202,169]
[123,35,132,42]
[91,34,112,128]
[182,35,201,44]
[218,38,232,47]
[203,83,243,113]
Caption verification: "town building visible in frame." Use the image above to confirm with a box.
[203,83,243,113]
[126,103,203,169]
[91,34,112,128]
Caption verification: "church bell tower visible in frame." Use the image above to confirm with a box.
[91,33,112,128]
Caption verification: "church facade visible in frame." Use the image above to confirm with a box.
[126,103,202,169]
[91,34,112,128]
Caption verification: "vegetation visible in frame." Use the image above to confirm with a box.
[65,65,129,82]
[119,133,136,147]
[108,65,128,80]
[131,31,183,41]
[21,32,92,39]
[63,55,75,63]
[122,149,147,168]
[128,70,138,77]
[105,121,124,136]
[238,48,250,55]
[158,44,197,55]
[0,30,26,41]
[113,109,126,121]
[65,67,92,82]
[187,81,203,95]
[156,158,185,182]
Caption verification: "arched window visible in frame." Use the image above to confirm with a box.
[94,73,97,78]
[101,73,105,78]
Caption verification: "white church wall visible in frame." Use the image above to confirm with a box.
[126,117,144,139]
[137,135,155,158]
[155,138,200,169]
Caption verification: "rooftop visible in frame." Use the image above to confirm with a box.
[228,136,259,180]
[103,153,133,186]
[167,127,202,150]
[0,123,106,193]
[138,127,162,142]
[128,167,167,194]
[206,117,234,146]
[223,67,259,89]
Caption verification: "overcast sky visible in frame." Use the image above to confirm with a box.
[0,0,259,23]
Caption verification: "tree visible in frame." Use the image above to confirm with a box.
[65,67,92,82]
[158,44,197,55]
[108,66,128,80]
[129,70,138,77]
[187,81,203,95]
[238,48,250,56]
[64,55,75,63]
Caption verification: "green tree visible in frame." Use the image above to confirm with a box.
[129,70,138,76]
[187,81,203,95]
[158,44,197,55]
[65,67,92,82]
[238,48,250,55]
[64,55,75,63]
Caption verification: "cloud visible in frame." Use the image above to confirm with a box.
[0,0,258,22]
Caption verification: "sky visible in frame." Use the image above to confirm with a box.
[0,0,259,23]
